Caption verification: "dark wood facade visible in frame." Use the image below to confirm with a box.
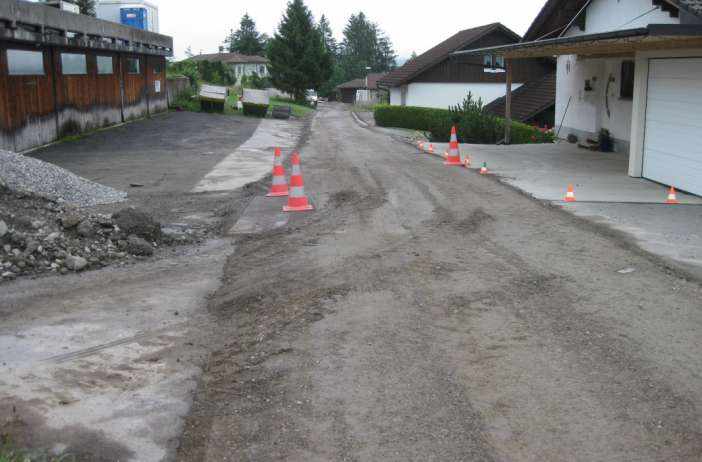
[0,0,172,152]
[0,43,167,152]
[415,29,554,85]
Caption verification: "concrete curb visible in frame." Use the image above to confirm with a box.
[350,111,369,128]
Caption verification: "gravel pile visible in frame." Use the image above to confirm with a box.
[0,149,127,207]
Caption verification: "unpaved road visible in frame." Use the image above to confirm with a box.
[178,103,702,461]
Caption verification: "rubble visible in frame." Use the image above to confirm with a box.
[0,183,169,282]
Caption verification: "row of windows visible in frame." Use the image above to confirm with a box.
[4,50,159,77]
[483,54,505,69]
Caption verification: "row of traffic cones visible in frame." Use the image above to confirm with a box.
[416,128,682,205]
[564,184,680,204]
[267,147,314,212]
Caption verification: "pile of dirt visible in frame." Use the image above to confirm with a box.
[0,183,195,282]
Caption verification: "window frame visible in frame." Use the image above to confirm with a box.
[96,55,114,75]
[60,52,88,76]
[6,49,45,76]
[494,55,505,69]
[620,60,635,100]
[125,57,141,75]
[483,54,494,68]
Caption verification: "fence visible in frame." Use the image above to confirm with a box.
[166,76,192,106]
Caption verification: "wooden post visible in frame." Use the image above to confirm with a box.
[505,58,512,145]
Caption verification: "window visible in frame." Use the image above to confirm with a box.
[495,55,505,69]
[153,64,162,74]
[96,55,113,75]
[483,54,493,68]
[259,65,265,74]
[61,53,87,75]
[620,61,635,99]
[7,49,44,76]
[126,58,140,74]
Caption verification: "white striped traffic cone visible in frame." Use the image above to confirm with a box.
[283,152,314,212]
[445,126,464,167]
[266,147,289,197]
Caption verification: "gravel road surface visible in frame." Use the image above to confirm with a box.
[177,103,702,461]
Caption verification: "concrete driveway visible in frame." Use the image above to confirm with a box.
[417,141,702,276]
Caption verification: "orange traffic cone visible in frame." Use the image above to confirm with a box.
[463,155,472,168]
[283,152,314,212]
[445,126,464,167]
[666,186,680,204]
[266,147,289,197]
[565,184,576,202]
[480,162,489,174]
[428,144,435,155]
[418,141,424,151]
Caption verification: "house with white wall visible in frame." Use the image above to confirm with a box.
[456,0,702,196]
[190,52,269,85]
[378,23,554,112]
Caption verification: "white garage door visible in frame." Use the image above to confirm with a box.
[643,58,702,196]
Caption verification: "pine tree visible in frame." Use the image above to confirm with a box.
[225,13,267,56]
[375,34,397,71]
[267,0,332,101]
[318,15,337,58]
[75,0,96,16]
[339,12,396,79]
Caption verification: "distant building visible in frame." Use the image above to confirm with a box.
[96,0,160,33]
[336,73,387,104]
[190,52,269,85]
[29,0,80,13]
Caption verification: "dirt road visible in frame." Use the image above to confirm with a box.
[177,103,702,461]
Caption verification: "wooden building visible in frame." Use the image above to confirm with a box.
[0,0,173,152]
[379,23,553,111]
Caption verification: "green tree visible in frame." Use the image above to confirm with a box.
[339,12,396,80]
[75,0,96,16]
[225,13,268,56]
[318,14,337,57]
[267,0,332,101]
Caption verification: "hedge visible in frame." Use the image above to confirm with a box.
[373,104,554,144]
[243,103,270,118]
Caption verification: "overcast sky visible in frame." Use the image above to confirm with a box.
[159,0,546,61]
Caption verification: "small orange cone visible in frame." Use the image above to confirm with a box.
[283,152,314,212]
[463,155,472,168]
[418,141,424,151]
[565,184,576,202]
[266,147,289,197]
[445,126,465,167]
[480,162,489,174]
[666,186,680,204]
[428,144,434,154]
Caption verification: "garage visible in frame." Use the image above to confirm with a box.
[643,57,702,196]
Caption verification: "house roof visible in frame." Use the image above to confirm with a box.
[378,23,521,88]
[190,52,268,64]
[523,0,702,42]
[336,78,366,90]
[483,72,556,122]
[451,24,702,59]
[365,73,386,90]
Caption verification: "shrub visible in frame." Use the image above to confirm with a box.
[374,105,454,141]
[374,92,555,145]
[243,103,269,118]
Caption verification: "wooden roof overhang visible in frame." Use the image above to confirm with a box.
[450,25,702,60]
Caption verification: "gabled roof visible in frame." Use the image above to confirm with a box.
[190,52,268,64]
[378,23,521,88]
[523,0,702,42]
[365,73,386,90]
[336,78,366,90]
[483,72,556,122]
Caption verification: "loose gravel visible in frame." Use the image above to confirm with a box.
[0,150,127,207]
